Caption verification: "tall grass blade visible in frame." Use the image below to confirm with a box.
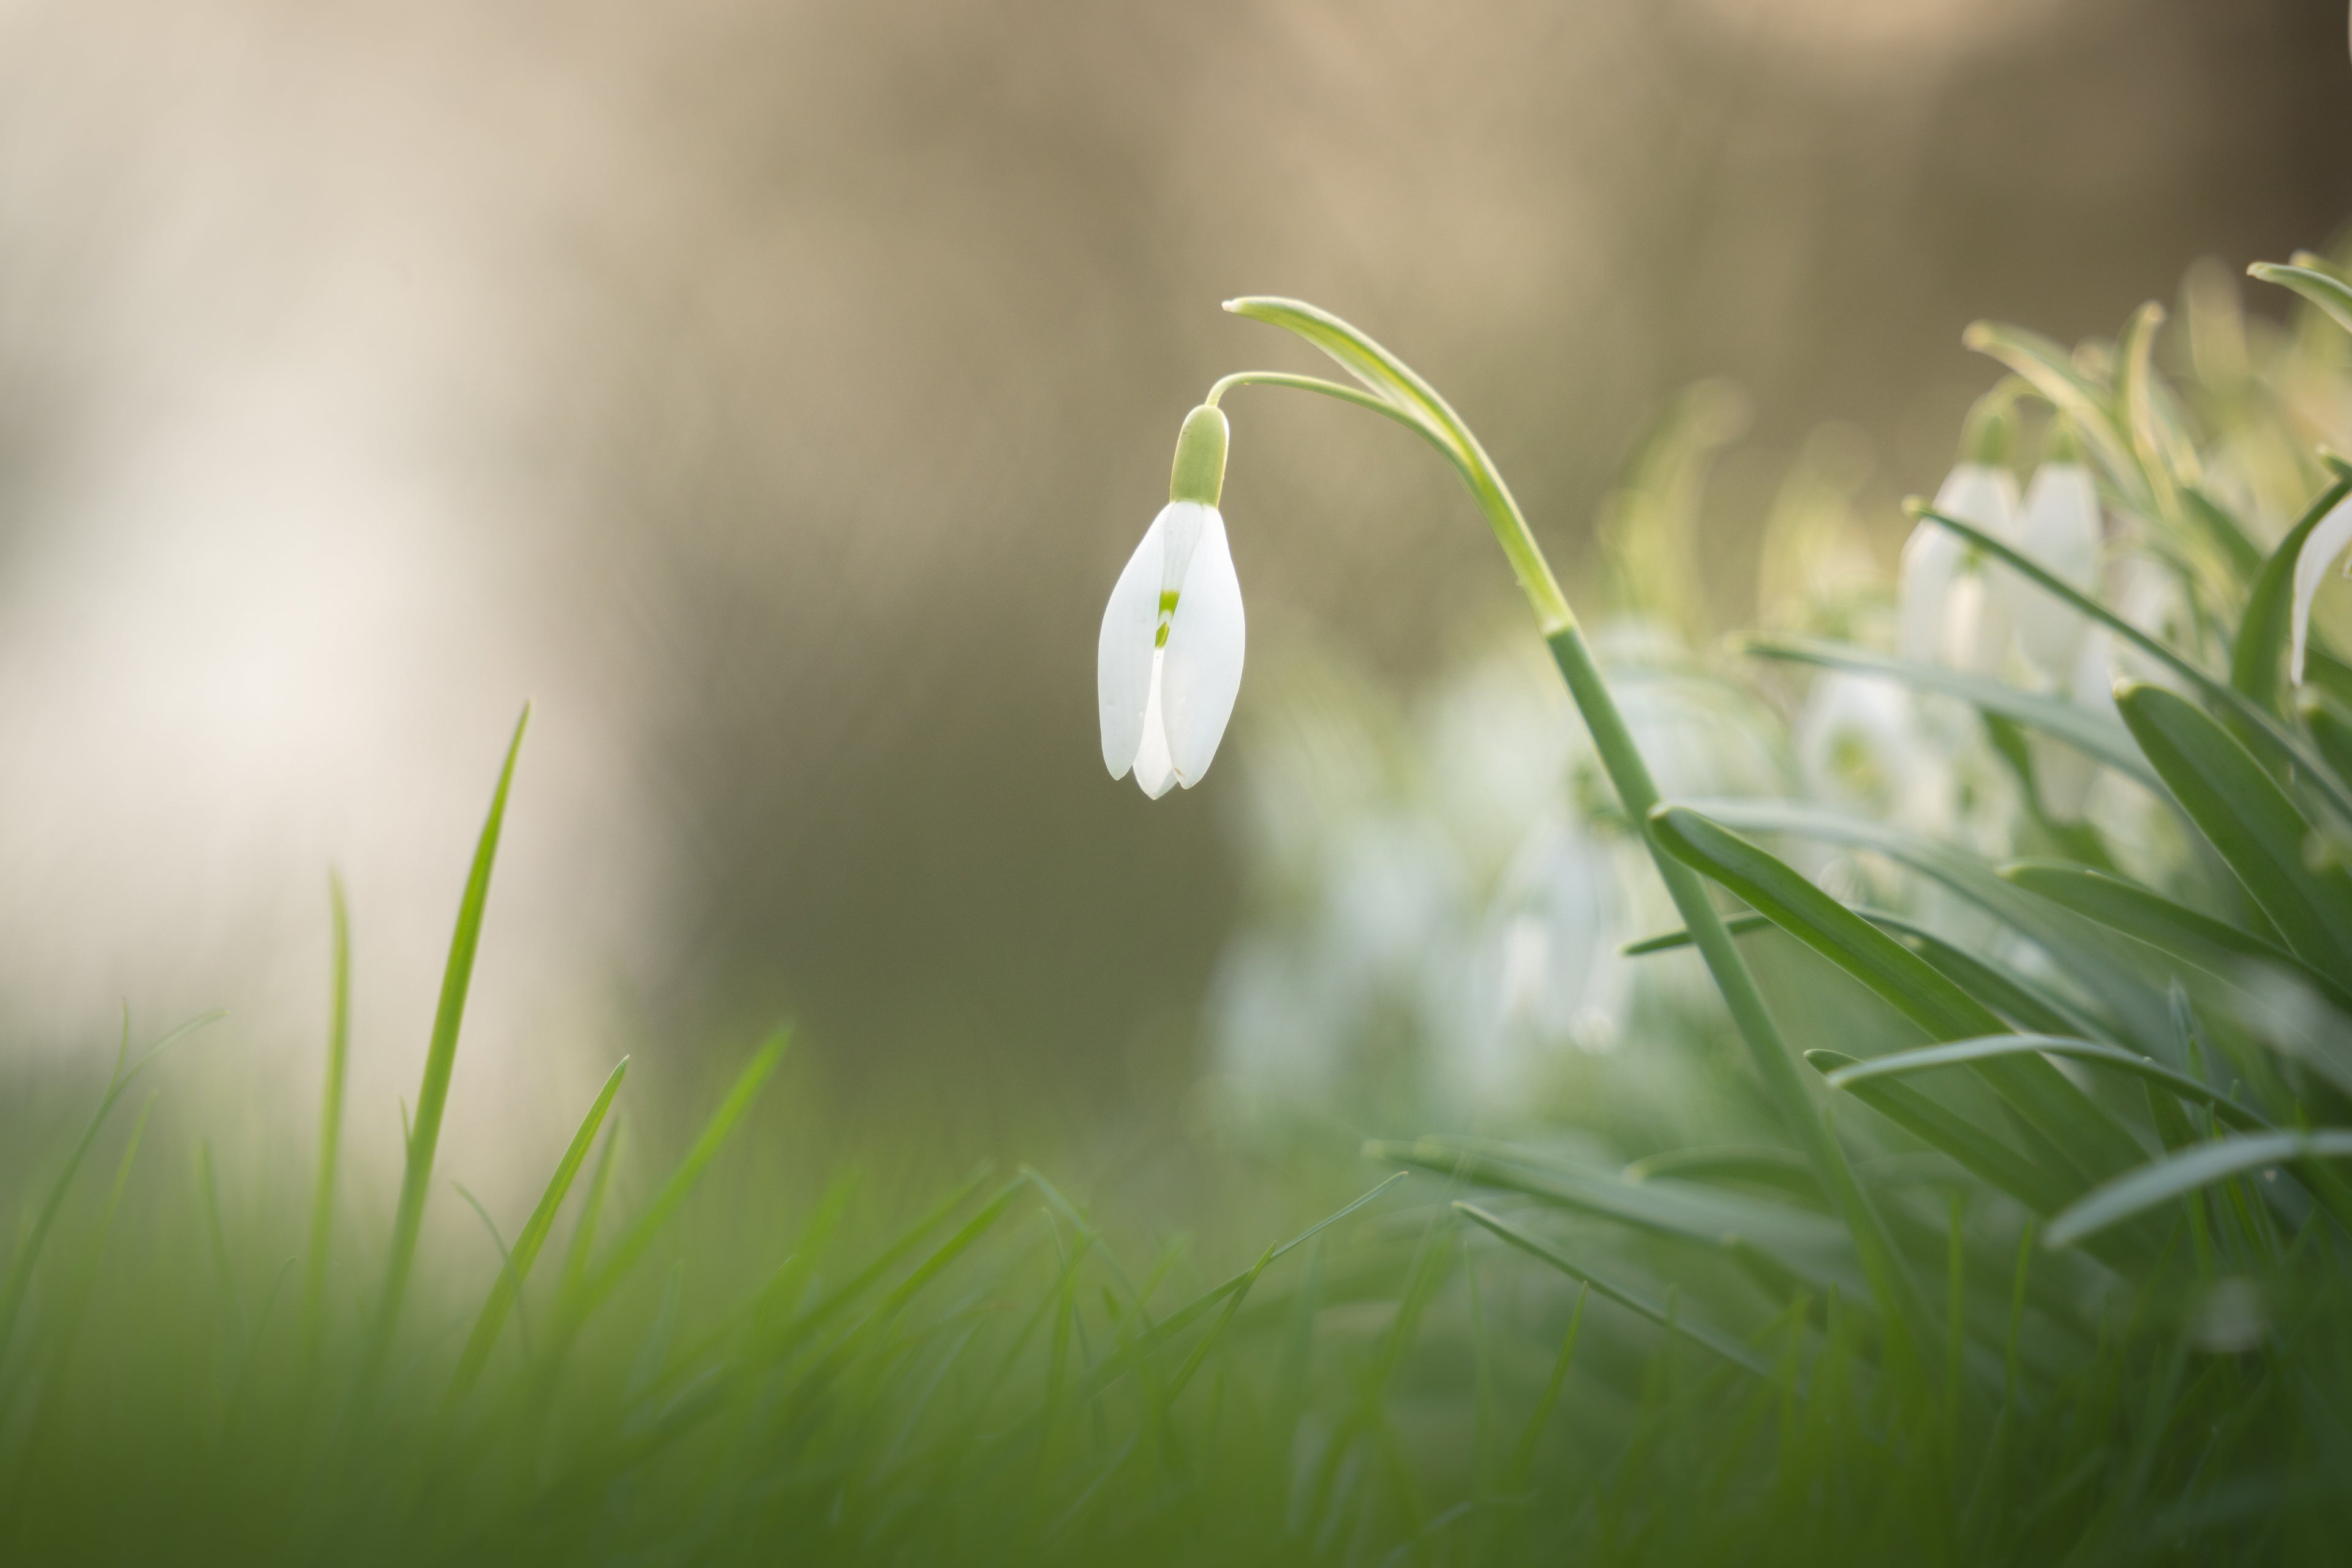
[0,1011,219,1368]
[2046,1131,2352,1250]
[304,872,352,1360]
[1823,1035,2266,1132]
[1455,1204,1786,1387]
[445,1055,629,1404]
[578,1032,785,1312]
[361,706,528,1392]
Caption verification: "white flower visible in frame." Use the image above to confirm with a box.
[1898,462,2019,673]
[1098,497,1246,797]
[2008,460,2102,680]
[2291,492,2352,686]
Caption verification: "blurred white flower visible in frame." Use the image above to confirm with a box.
[1898,462,2019,673]
[2009,458,2102,680]
[2290,491,2352,686]
[1795,670,1950,834]
[2031,627,2116,821]
[1457,813,1632,1099]
[1098,499,1246,797]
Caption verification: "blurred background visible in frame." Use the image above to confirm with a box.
[0,0,2346,1189]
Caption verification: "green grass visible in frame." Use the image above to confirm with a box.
[10,243,2352,1564]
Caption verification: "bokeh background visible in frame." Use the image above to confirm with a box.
[0,0,2346,1183]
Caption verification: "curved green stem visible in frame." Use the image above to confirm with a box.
[1215,301,1921,1346]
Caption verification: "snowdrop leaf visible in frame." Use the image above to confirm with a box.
[1962,321,2141,503]
[2116,302,2200,512]
[1648,805,2147,1183]
[2045,1131,2352,1250]
[1823,1035,2266,1133]
[2247,260,2352,338]
[2114,682,2352,977]
[2230,475,2352,712]
[1741,636,2156,790]
[1802,1050,2079,1222]
[1675,796,2176,1058]
[1647,805,2003,1042]
[2179,486,2263,582]
[2000,861,2351,1016]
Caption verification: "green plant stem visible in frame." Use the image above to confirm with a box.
[1210,333,1920,1346]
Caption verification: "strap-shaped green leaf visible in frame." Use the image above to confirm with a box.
[1741,637,2155,790]
[1822,1035,2266,1133]
[1681,796,2176,1049]
[2115,682,2352,976]
[2230,473,2352,712]
[1650,805,2147,1181]
[1802,1050,2074,1219]
[2001,860,2352,1016]
[1962,320,2142,506]
[2046,1130,2352,1249]
[2248,260,2352,337]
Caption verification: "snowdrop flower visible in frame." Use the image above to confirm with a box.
[2291,491,2352,686]
[2008,428,2102,681]
[1898,412,2020,673]
[1099,405,1246,797]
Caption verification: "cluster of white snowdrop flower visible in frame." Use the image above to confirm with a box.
[1197,630,1789,1121]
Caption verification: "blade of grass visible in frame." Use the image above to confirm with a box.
[303,872,352,1363]
[578,1032,785,1313]
[0,1010,219,1368]
[2046,1132,2352,1250]
[1825,1035,2265,1131]
[1455,1203,1787,1387]
[445,1055,629,1404]
[360,706,528,1395]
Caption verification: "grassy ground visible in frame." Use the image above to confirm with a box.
[13,248,2352,1564]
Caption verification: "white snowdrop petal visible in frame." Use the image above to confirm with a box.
[1896,522,1961,666]
[2013,462,2101,678]
[1161,508,1246,786]
[1131,651,1178,798]
[1935,462,2022,541]
[2291,494,2352,685]
[1097,511,1168,777]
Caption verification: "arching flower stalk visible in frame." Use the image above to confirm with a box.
[1112,297,1923,1341]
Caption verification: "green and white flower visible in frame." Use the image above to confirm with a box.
[1098,406,1246,797]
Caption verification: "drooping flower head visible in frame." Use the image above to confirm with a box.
[1098,405,1246,797]
[2008,419,2103,682]
[1898,391,2019,674]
